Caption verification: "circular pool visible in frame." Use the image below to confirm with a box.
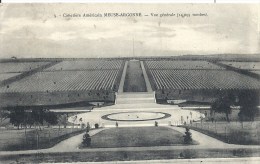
[101,111,171,122]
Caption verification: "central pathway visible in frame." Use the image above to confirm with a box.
[123,60,147,92]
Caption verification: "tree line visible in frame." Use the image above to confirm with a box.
[211,90,259,122]
[0,107,68,129]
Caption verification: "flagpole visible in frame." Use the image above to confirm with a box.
[133,37,135,57]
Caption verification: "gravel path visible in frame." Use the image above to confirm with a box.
[49,128,106,151]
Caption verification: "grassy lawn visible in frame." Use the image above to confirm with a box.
[183,121,260,145]
[82,127,194,148]
[123,60,147,92]
[180,108,260,145]
[0,128,85,151]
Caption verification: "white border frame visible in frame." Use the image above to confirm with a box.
[1,0,260,4]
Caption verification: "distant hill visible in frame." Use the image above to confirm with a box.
[0,54,260,62]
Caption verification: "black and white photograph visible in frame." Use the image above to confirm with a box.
[0,3,259,163]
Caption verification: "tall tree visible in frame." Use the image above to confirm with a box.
[44,110,58,127]
[238,90,259,122]
[58,114,68,128]
[31,109,45,128]
[211,93,234,122]
[9,108,59,129]
[0,109,9,126]
[183,128,192,144]
[24,111,34,128]
[9,109,25,129]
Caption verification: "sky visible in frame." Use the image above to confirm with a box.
[0,4,259,58]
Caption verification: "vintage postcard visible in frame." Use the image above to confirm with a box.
[0,3,259,163]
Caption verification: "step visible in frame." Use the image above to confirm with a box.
[94,105,181,111]
[100,103,178,109]
[116,98,155,104]
[117,93,154,99]
[116,97,154,101]
[117,96,155,99]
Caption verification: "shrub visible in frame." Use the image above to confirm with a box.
[83,133,91,147]
[94,123,99,129]
[86,122,91,132]
[81,123,86,129]
[183,128,192,144]
[155,121,158,127]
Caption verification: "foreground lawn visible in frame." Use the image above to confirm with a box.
[82,126,194,148]
[0,128,85,151]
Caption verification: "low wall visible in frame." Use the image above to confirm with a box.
[117,61,128,93]
[0,90,115,108]
[140,61,153,92]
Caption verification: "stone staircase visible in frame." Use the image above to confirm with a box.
[94,92,180,111]
[116,92,155,104]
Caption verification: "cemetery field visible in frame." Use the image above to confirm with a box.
[144,60,260,90]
